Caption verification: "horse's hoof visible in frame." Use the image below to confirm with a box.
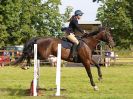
[93,86,99,91]
[21,67,29,70]
[27,66,30,69]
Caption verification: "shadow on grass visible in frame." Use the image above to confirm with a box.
[0,88,30,96]
[0,87,67,96]
[0,88,67,99]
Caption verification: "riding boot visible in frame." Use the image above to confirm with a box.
[71,44,78,62]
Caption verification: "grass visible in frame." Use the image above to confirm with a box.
[0,65,133,99]
[114,49,133,57]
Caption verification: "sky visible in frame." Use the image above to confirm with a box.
[59,0,100,21]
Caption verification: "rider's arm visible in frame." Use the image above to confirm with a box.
[72,19,84,34]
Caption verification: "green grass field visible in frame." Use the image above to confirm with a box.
[0,65,133,99]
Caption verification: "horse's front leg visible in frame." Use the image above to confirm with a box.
[95,64,102,81]
[82,60,99,91]
[92,60,102,81]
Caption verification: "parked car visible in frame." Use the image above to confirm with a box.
[0,51,11,67]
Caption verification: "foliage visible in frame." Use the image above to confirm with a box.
[97,0,133,48]
[38,0,62,37]
[61,6,73,23]
[0,0,63,47]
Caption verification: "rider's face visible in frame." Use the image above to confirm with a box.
[77,15,82,20]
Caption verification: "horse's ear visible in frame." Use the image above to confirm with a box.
[105,27,112,35]
[105,27,108,31]
[109,28,114,32]
[103,27,110,31]
[106,27,112,32]
[98,26,105,31]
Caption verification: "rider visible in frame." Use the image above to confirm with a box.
[66,10,85,60]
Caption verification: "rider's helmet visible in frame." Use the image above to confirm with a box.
[74,10,84,16]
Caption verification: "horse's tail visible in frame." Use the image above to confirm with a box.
[13,54,25,65]
[13,37,40,65]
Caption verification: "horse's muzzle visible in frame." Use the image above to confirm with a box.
[109,41,115,48]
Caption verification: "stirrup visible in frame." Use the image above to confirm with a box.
[73,56,78,62]
[70,57,73,61]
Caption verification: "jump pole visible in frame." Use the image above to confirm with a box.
[33,44,38,96]
[37,59,40,89]
[55,44,61,96]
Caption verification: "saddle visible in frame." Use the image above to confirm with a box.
[61,36,83,63]
[61,36,82,49]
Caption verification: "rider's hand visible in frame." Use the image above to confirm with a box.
[83,30,88,34]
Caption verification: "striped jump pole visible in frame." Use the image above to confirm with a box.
[55,44,62,96]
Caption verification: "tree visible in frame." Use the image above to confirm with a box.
[0,0,23,47]
[0,0,62,47]
[97,0,133,48]
[61,6,73,23]
[37,0,62,37]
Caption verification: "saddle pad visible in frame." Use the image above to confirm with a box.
[61,38,84,49]
[61,40,73,49]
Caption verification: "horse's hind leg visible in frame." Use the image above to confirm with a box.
[26,57,31,69]
[82,60,99,91]
[21,57,31,70]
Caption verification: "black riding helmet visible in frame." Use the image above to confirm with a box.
[74,10,84,16]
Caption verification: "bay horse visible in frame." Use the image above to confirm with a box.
[14,27,115,91]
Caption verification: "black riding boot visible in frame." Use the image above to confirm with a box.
[72,44,78,62]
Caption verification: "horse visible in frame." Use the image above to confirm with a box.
[13,27,115,91]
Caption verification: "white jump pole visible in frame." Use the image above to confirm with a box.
[37,59,40,88]
[55,44,61,96]
[33,44,38,96]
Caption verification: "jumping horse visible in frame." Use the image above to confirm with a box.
[14,27,115,91]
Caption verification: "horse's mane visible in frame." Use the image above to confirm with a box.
[86,31,99,37]
[82,30,99,39]
[83,27,106,38]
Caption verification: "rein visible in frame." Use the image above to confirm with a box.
[81,31,102,43]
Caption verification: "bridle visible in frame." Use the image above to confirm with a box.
[103,29,114,48]
[82,29,114,48]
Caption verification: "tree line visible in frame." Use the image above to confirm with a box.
[0,0,67,47]
[97,0,133,49]
[0,0,133,49]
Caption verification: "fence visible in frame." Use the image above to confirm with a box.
[0,50,18,66]
[92,50,133,66]
[1,49,133,67]
[63,50,133,67]
[0,50,22,60]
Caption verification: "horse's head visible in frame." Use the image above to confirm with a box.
[100,28,115,48]
[81,27,115,49]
